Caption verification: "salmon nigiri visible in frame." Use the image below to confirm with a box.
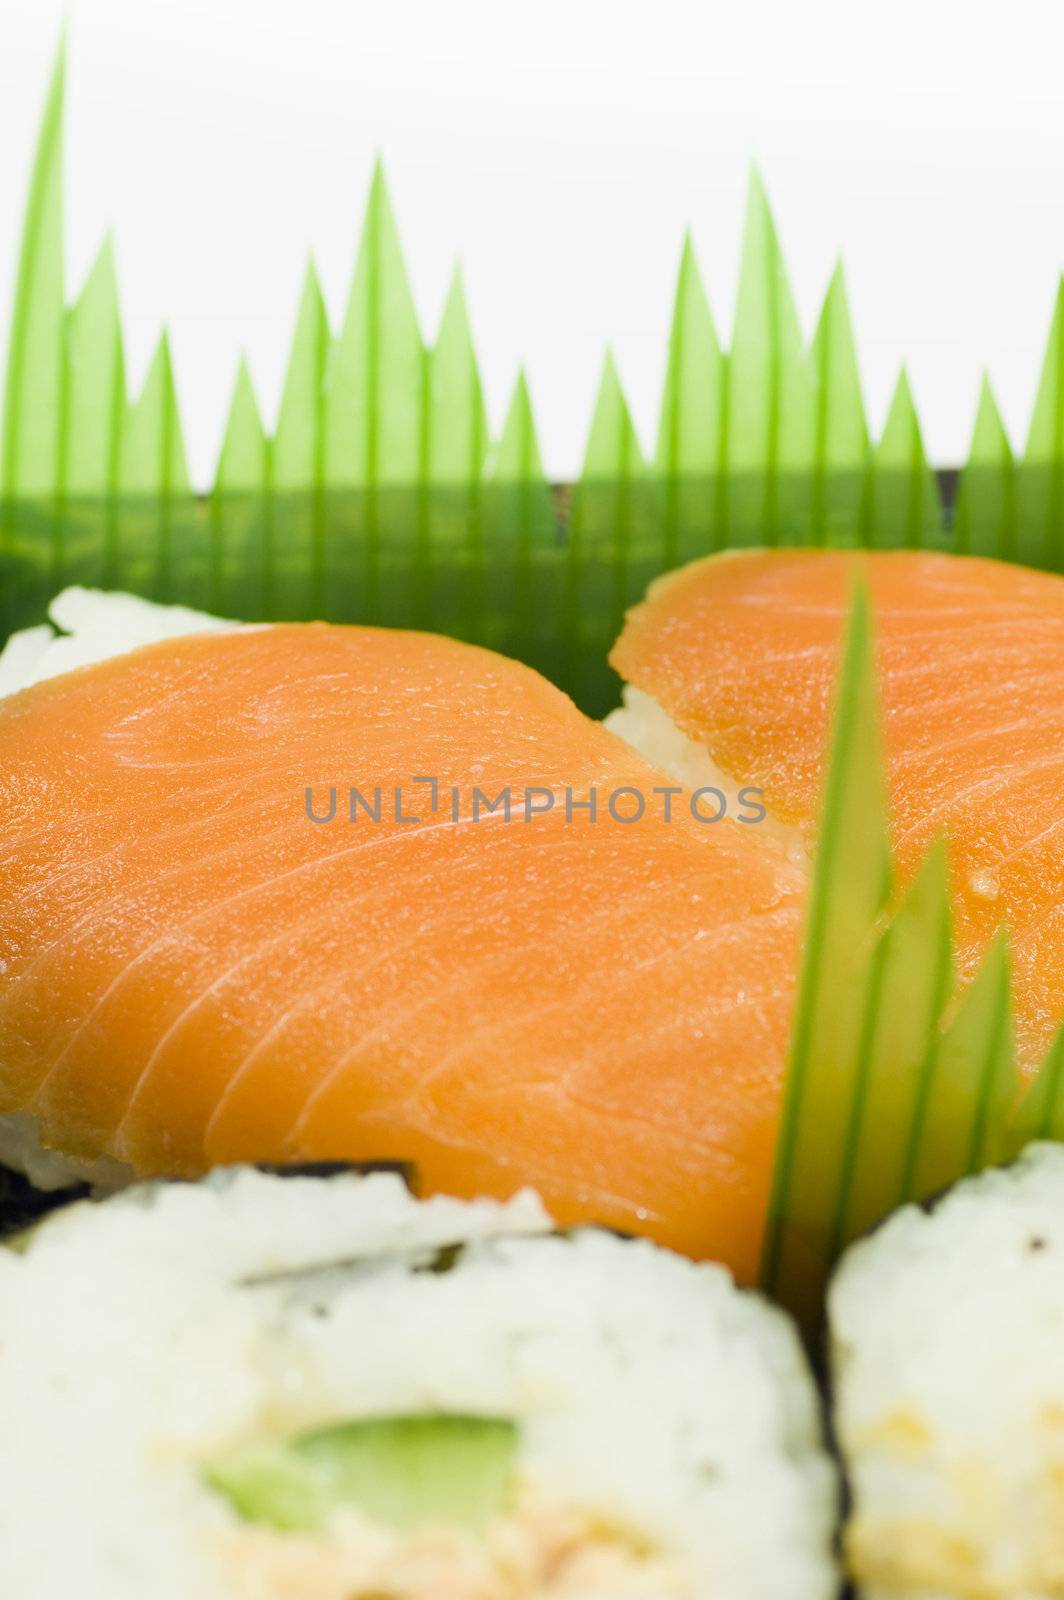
[609,549,1064,1067]
[0,595,804,1281]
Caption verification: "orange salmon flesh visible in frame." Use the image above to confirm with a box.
[0,624,804,1283]
[611,549,1064,1069]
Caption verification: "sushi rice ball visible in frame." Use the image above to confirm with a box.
[830,1142,1064,1598]
[0,1167,839,1599]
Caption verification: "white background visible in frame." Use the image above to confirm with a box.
[0,0,1061,486]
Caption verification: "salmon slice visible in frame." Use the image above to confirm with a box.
[0,623,804,1281]
[610,549,1064,1068]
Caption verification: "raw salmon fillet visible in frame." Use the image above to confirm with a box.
[611,549,1064,1067]
[0,623,804,1281]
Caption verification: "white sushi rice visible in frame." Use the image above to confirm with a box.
[0,585,233,696]
[0,1168,839,1600]
[830,1142,1064,1599]
[0,1110,132,1192]
[604,686,807,864]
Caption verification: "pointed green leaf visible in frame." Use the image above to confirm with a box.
[211,359,272,617]
[2,44,65,513]
[905,931,1017,1201]
[322,162,426,620]
[216,359,267,495]
[762,585,892,1324]
[325,161,425,488]
[120,333,189,496]
[52,237,126,589]
[655,233,724,564]
[64,238,125,498]
[419,270,488,636]
[481,371,560,674]
[274,262,329,490]
[567,353,661,713]
[271,261,330,619]
[833,839,953,1248]
[954,375,1016,560]
[724,170,816,546]
[490,371,548,487]
[116,332,195,600]
[1017,279,1064,571]
[1006,1023,1064,1153]
[429,271,487,486]
[810,261,870,545]
[869,368,945,550]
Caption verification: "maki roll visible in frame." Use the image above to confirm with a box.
[830,1142,1064,1597]
[0,1167,838,1598]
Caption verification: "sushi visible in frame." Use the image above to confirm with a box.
[0,589,804,1282]
[829,1141,1064,1598]
[608,548,1064,1065]
[0,1166,839,1599]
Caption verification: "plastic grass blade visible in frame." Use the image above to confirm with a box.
[566,353,660,713]
[424,270,488,637]
[810,262,870,546]
[59,238,125,587]
[724,170,816,548]
[115,332,195,602]
[324,160,424,490]
[212,358,270,616]
[655,233,724,566]
[274,263,330,490]
[323,161,425,622]
[1018,277,1064,571]
[832,837,954,1247]
[1007,1024,1064,1152]
[4,47,1064,694]
[760,583,892,1325]
[869,368,945,551]
[272,262,330,619]
[481,372,560,675]
[1,44,64,516]
[903,931,1016,1200]
[954,376,1016,560]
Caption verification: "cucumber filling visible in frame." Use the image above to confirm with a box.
[206,1414,518,1533]
[205,1413,687,1596]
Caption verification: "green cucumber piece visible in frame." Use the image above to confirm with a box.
[206,1413,517,1534]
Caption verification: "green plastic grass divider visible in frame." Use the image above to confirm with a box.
[761,590,1062,1325]
[760,585,892,1327]
[564,353,661,711]
[809,262,871,547]
[954,377,1016,559]
[481,372,560,679]
[1,46,64,521]
[656,234,725,567]
[724,171,816,548]
[1018,278,1064,572]
[271,262,330,622]
[212,358,270,618]
[4,52,1064,674]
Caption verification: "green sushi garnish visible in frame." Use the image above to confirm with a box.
[206,1414,518,1533]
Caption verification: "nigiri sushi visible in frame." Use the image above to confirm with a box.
[0,590,804,1282]
[0,1167,838,1600]
[609,549,1064,1066]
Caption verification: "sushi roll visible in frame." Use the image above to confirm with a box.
[829,1142,1064,1598]
[608,548,1064,1065]
[0,588,804,1280]
[0,1167,839,1598]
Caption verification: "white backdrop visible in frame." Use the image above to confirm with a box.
[0,0,1061,486]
